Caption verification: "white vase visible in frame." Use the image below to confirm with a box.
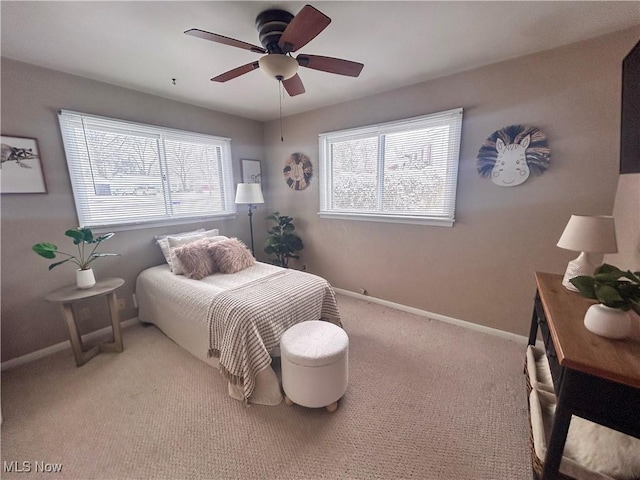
[76,268,96,289]
[583,304,631,339]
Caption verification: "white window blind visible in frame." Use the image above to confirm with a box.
[58,110,235,229]
[319,108,463,226]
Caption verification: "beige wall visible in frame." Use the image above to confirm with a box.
[1,58,266,361]
[3,27,639,362]
[262,27,640,336]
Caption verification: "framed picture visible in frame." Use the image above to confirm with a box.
[241,159,262,184]
[1,135,47,194]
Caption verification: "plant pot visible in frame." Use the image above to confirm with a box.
[76,268,96,289]
[583,304,631,339]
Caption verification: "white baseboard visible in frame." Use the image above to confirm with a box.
[1,318,140,371]
[333,288,530,344]
[2,294,535,372]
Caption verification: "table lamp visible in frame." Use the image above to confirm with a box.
[235,183,264,255]
[556,215,618,291]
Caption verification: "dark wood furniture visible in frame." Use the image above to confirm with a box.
[528,272,640,480]
[45,277,125,366]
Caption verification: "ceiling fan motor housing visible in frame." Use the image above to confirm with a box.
[255,9,294,53]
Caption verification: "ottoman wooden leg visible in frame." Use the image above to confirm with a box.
[284,395,294,406]
[326,401,339,413]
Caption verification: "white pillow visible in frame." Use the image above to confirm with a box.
[155,228,205,265]
[167,231,225,275]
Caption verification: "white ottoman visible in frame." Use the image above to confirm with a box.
[281,320,349,412]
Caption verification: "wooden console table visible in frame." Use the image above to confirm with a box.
[528,272,640,479]
[45,277,125,366]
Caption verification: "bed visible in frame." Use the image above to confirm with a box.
[135,261,341,405]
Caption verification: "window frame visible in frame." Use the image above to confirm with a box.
[318,108,463,227]
[58,110,236,231]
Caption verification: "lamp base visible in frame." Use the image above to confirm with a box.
[247,204,255,255]
[562,252,596,291]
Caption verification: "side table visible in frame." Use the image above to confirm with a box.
[45,277,125,366]
[529,272,640,479]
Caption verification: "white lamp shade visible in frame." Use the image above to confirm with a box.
[235,183,264,205]
[258,54,298,80]
[556,215,618,253]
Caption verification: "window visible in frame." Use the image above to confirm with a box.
[319,108,463,226]
[58,110,235,229]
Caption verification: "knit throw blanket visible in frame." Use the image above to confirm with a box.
[207,269,341,402]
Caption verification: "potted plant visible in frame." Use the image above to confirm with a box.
[570,263,640,339]
[264,212,303,268]
[33,227,119,289]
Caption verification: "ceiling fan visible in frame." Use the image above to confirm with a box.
[185,4,364,97]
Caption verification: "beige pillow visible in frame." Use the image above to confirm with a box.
[173,238,217,280]
[207,238,255,274]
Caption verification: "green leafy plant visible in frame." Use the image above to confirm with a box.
[264,212,303,268]
[33,227,119,271]
[570,263,640,311]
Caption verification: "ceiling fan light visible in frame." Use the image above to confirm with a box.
[258,54,298,81]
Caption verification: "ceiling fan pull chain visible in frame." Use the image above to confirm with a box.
[279,80,284,142]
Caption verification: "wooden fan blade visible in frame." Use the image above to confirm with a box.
[211,62,260,82]
[297,54,364,77]
[282,74,305,96]
[185,28,266,54]
[278,5,331,53]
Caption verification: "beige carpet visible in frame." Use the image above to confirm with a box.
[1,294,531,480]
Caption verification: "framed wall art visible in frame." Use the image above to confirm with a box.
[1,135,47,194]
[241,159,262,184]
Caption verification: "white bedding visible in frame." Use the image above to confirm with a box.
[135,262,341,405]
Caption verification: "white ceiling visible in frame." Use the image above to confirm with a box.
[2,1,639,122]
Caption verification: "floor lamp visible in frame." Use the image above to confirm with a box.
[235,183,265,255]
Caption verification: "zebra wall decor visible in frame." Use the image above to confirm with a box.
[476,125,550,187]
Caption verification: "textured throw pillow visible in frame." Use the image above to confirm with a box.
[156,228,220,271]
[167,234,207,274]
[167,232,227,275]
[173,238,217,280]
[155,228,206,266]
[207,238,255,274]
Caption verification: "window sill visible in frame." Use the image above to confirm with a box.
[317,212,454,227]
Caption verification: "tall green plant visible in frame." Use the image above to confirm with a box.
[264,212,303,268]
[570,263,640,311]
[33,227,119,271]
